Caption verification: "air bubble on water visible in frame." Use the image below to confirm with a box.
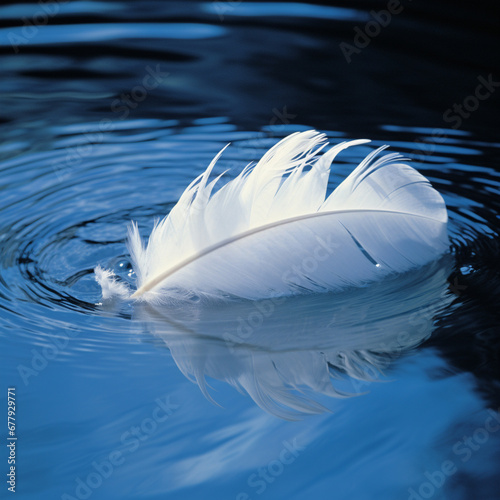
[460,265,474,275]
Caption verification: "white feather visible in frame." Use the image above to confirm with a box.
[94,130,449,302]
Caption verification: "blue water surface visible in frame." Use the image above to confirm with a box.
[1,1,500,499]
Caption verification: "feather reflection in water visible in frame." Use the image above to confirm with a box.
[134,259,453,419]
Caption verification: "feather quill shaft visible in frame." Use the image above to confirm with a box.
[130,208,444,298]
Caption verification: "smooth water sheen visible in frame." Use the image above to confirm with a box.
[1,1,499,499]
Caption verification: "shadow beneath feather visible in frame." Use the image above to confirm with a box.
[135,257,453,419]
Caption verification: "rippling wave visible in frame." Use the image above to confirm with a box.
[2,120,498,314]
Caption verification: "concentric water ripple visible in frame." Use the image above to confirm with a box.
[2,121,499,320]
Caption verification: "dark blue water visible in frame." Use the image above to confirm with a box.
[1,1,500,499]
